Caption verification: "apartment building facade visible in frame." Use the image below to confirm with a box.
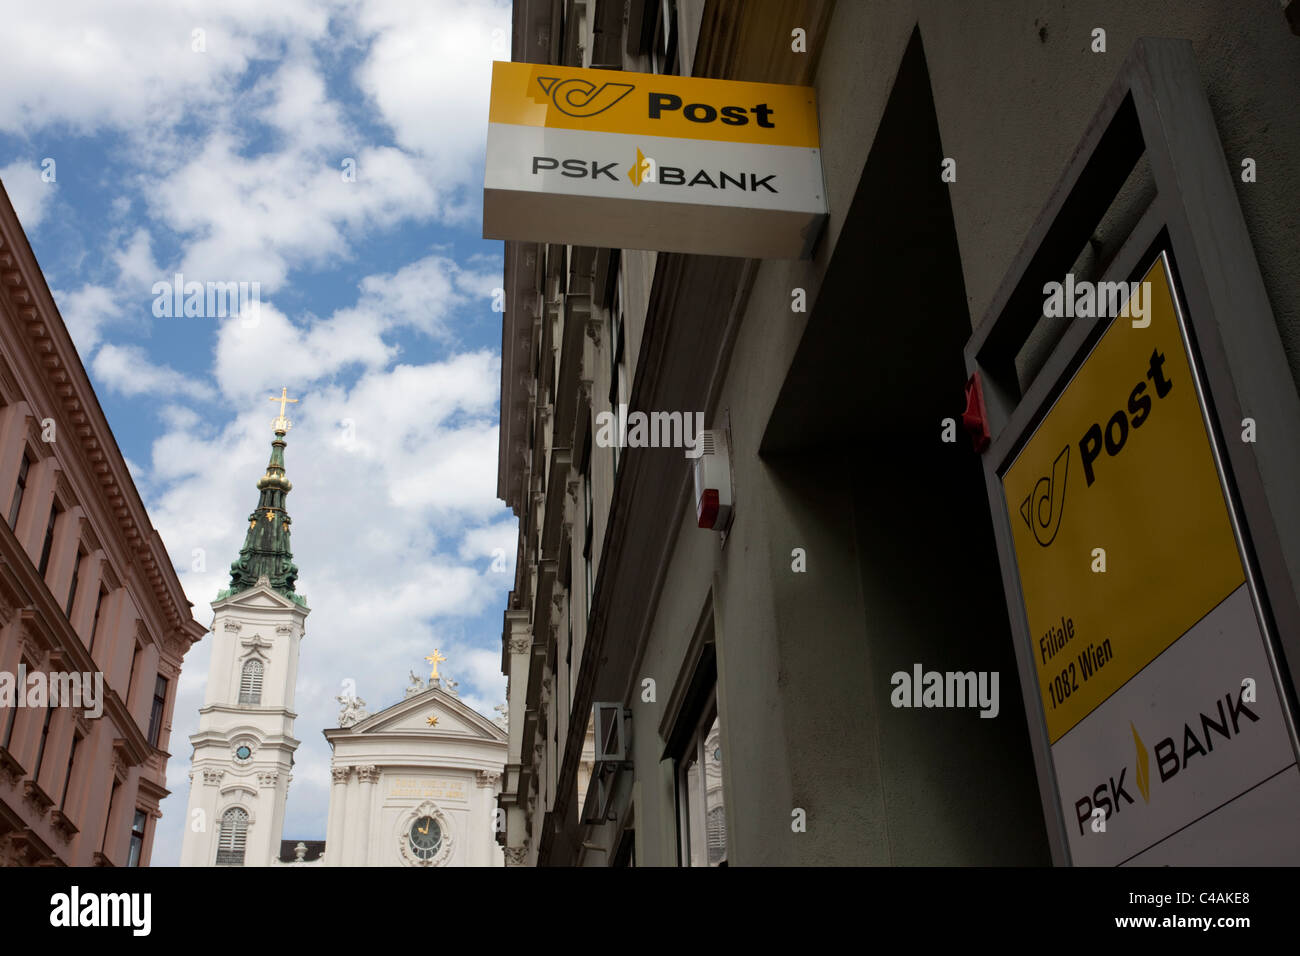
[494,0,1300,865]
[0,183,206,866]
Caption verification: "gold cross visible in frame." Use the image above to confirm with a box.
[425,649,447,680]
[425,715,438,727]
[269,386,299,419]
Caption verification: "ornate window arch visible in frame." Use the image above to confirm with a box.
[216,807,249,866]
[238,658,264,705]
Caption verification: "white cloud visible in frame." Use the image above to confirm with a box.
[92,344,214,401]
[0,160,56,230]
[458,518,517,567]
[112,228,162,288]
[352,0,510,188]
[214,300,393,399]
[0,1,331,137]
[52,284,119,355]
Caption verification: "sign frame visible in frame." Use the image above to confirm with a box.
[963,38,1300,865]
[482,61,829,259]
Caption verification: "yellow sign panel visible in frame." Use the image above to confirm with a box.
[1002,255,1244,743]
[488,61,820,148]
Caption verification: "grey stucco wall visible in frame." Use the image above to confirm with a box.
[602,0,1297,865]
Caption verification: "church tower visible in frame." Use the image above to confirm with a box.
[180,390,310,867]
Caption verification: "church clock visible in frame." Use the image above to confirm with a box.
[408,816,442,860]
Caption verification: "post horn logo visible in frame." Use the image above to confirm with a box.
[1131,721,1150,803]
[537,76,635,117]
[1020,445,1069,547]
[629,147,651,187]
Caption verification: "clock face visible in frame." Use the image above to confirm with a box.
[235,745,252,760]
[408,816,442,860]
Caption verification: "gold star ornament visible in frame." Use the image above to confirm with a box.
[426,715,438,727]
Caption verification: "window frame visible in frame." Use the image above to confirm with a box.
[238,658,264,706]
[607,288,627,477]
[32,703,54,782]
[65,547,84,618]
[215,807,250,866]
[88,587,107,654]
[147,674,169,748]
[127,809,148,867]
[675,690,727,867]
[8,452,30,529]
[581,437,594,618]
[59,732,81,812]
[37,500,60,577]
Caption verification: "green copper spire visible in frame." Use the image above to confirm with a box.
[219,388,305,606]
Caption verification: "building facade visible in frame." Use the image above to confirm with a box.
[0,182,206,866]
[494,0,1300,865]
[322,678,507,867]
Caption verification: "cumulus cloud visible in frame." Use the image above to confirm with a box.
[92,344,215,401]
[0,160,55,230]
[52,284,120,355]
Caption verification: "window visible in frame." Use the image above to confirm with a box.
[88,587,106,653]
[101,780,118,853]
[566,561,575,698]
[60,733,81,810]
[0,658,29,751]
[147,675,168,747]
[8,453,29,529]
[216,808,249,865]
[614,827,636,867]
[607,290,627,476]
[581,439,594,617]
[652,0,680,75]
[65,549,83,618]
[37,501,60,576]
[126,643,140,706]
[127,810,148,867]
[33,705,54,781]
[676,694,727,867]
[238,659,263,705]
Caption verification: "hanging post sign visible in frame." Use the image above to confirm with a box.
[483,61,827,259]
[1001,253,1300,865]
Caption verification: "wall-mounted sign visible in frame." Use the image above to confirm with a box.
[483,61,827,259]
[1001,253,1300,865]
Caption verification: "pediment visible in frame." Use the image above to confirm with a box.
[347,687,506,742]
[212,580,308,614]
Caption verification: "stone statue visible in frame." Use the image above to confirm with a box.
[493,703,509,731]
[404,670,425,697]
[337,694,369,728]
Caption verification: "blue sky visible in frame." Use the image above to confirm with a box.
[0,0,515,864]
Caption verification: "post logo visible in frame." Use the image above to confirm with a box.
[628,147,651,186]
[537,76,634,117]
[1020,445,1069,547]
[1131,721,1150,803]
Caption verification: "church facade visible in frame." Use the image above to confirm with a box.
[323,676,506,867]
[180,393,308,868]
[180,393,506,867]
